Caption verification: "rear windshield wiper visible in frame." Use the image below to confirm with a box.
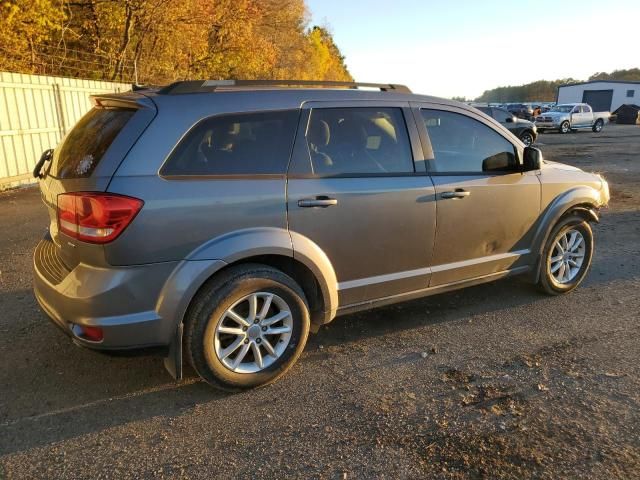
[33,149,54,179]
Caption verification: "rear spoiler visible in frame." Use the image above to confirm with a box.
[90,92,156,110]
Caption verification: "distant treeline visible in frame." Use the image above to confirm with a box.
[474,68,640,103]
[0,0,352,85]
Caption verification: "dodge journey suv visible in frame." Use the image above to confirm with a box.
[33,80,610,390]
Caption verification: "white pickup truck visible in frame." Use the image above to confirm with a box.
[535,103,609,134]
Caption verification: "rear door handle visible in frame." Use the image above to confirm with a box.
[298,196,338,208]
[441,190,470,199]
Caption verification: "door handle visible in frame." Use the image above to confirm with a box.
[441,190,470,199]
[298,196,338,208]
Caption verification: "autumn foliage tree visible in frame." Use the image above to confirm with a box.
[0,0,353,84]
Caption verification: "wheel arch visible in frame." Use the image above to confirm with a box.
[530,187,602,283]
[156,228,338,345]
[520,129,535,141]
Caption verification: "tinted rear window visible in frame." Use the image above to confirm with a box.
[161,110,299,176]
[51,107,135,178]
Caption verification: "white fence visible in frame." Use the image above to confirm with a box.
[0,71,130,189]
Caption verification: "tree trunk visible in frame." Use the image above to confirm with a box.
[112,1,135,81]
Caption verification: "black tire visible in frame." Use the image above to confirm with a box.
[592,119,604,133]
[520,131,535,146]
[537,215,594,295]
[559,121,571,134]
[185,264,310,390]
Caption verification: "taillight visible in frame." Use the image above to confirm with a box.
[57,192,143,244]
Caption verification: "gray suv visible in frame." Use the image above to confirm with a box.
[33,80,610,390]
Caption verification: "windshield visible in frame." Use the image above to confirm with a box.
[550,105,574,113]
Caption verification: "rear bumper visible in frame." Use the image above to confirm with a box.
[33,236,179,350]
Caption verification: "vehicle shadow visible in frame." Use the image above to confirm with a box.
[1,211,636,456]
[1,281,543,456]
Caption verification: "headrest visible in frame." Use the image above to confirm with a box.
[307,119,330,147]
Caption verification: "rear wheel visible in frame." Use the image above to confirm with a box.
[537,215,593,295]
[185,264,310,390]
[592,119,604,132]
[560,121,571,134]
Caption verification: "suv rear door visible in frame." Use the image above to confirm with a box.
[412,102,541,285]
[286,101,436,306]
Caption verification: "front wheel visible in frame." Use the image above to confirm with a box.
[185,264,310,390]
[592,119,604,132]
[560,121,571,134]
[520,131,535,146]
[537,215,594,295]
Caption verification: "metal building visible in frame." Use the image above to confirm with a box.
[556,80,640,113]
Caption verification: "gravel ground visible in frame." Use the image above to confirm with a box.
[1,124,639,479]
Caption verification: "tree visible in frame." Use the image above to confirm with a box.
[589,68,640,82]
[0,0,353,85]
[0,0,65,73]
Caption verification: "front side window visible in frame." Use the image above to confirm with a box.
[420,109,517,173]
[305,107,414,175]
[161,110,299,176]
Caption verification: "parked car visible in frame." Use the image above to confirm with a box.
[535,103,608,134]
[476,106,538,146]
[505,103,534,121]
[32,80,610,390]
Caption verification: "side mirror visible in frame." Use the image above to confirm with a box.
[522,146,542,171]
[505,117,515,123]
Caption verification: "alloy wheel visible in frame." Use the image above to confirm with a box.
[548,229,586,284]
[214,292,293,373]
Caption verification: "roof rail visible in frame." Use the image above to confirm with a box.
[157,79,412,95]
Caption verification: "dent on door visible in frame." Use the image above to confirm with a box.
[429,172,541,285]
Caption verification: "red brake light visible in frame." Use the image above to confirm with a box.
[57,192,143,244]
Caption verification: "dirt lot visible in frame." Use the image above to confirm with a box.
[1,125,639,479]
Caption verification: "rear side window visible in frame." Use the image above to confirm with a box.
[421,109,517,173]
[51,107,135,178]
[305,107,413,175]
[161,110,299,176]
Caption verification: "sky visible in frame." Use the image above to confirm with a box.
[306,0,638,99]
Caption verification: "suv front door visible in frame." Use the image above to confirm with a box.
[412,103,541,285]
[287,102,436,306]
